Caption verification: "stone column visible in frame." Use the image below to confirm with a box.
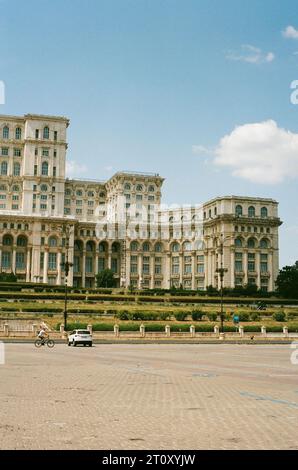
[12,246,17,273]
[150,255,154,289]
[43,249,49,284]
[191,252,196,290]
[26,248,31,282]
[239,325,244,337]
[114,324,119,338]
[108,249,112,270]
[82,250,86,288]
[283,326,289,338]
[256,251,261,289]
[165,325,171,337]
[140,324,145,338]
[190,325,195,338]
[261,325,266,337]
[165,253,171,289]
[268,250,274,292]
[204,250,208,290]
[0,248,2,271]
[57,251,62,285]
[243,250,248,285]
[95,251,99,276]
[179,253,183,288]
[138,254,142,286]
[230,249,235,289]
[68,247,74,287]
[207,251,212,287]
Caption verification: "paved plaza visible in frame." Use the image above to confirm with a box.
[0,343,298,450]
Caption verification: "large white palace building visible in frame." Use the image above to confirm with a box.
[0,114,282,291]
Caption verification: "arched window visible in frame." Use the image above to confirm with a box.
[43,127,49,139]
[17,236,27,247]
[40,184,48,192]
[124,183,131,191]
[136,184,143,191]
[169,216,174,223]
[142,242,150,252]
[235,205,243,217]
[155,242,163,252]
[3,235,12,246]
[12,185,19,192]
[260,238,269,249]
[248,206,255,218]
[74,240,83,251]
[99,191,105,198]
[1,161,8,176]
[13,163,20,176]
[48,237,57,247]
[148,185,155,192]
[86,241,94,252]
[247,238,256,249]
[15,127,22,140]
[99,242,106,252]
[261,207,268,218]
[183,241,192,251]
[130,241,139,251]
[41,162,48,176]
[3,126,9,139]
[76,189,83,196]
[235,238,243,248]
[171,242,180,252]
[112,243,120,253]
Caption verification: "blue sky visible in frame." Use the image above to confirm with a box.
[1,0,298,266]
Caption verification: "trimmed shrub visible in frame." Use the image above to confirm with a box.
[191,310,204,321]
[173,312,188,321]
[250,312,260,321]
[238,312,250,322]
[273,312,286,322]
[207,313,218,322]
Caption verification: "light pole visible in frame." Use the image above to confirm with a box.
[60,225,73,331]
[215,235,230,333]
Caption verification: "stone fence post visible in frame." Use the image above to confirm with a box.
[140,324,145,338]
[283,326,289,338]
[32,324,38,336]
[87,324,92,334]
[190,325,195,338]
[165,325,171,338]
[239,325,244,338]
[214,325,219,336]
[219,332,225,340]
[261,325,266,337]
[4,324,9,337]
[114,324,119,338]
[59,324,64,337]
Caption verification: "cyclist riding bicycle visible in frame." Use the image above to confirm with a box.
[37,328,49,345]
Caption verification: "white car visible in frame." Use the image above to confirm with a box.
[68,329,93,347]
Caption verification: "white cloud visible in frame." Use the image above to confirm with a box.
[226,45,275,64]
[282,25,298,39]
[209,120,298,184]
[104,165,113,171]
[66,160,88,177]
[192,145,212,155]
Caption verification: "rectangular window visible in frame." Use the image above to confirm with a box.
[155,265,162,274]
[64,208,71,215]
[98,257,105,272]
[40,252,44,269]
[76,200,82,206]
[54,131,58,141]
[12,204,19,210]
[40,194,47,200]
[16,252,25,269]
[35,129,39,139]
[1,148,8,156]
[184,256,192,263]
[136,194,143,200]
[40,204,47,210]
[124,194,130,200]
[88,200,94,206]
[184,264,192,274]
[87,209,94,215]
[34,165,38,176]
[14,148,21,157]
[54,150,57,157]
[261,262,268,273]
[64,199,71,205]
[197,263,204,273]
[197,255,204,262]
[76,209,82,215]
[148,195,155,201]
[12,195,19,201]
[74,256,80,273]
[85,257,93,273]
[2,252,11,268]
[248,253,255,260]
[53,166,56,177]
[248,262,255,272]
[235,261,243,272]
[111,258,118,273]
[42,148,49,157]
[0,194,6,199]
[48,253,57,270]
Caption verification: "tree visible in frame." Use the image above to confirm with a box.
[276,261,298,298]
[96,269,116,288]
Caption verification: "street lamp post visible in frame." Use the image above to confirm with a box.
[60,225,73,331]
[215,235,229,333]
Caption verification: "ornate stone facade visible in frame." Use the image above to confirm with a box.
[0,114,282,291]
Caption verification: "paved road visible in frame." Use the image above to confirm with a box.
[0,343,298,450]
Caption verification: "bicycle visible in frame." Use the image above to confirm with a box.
[34,337,55,348]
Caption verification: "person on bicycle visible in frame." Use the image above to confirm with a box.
[37,328,48,344]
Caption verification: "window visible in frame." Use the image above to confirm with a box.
[13,163,20,176]
[85,257,93,273]
[183,241,192,251]
[65,188,71,196]
[136,184,143,191]
[130,256,138,273]
[1,161,7,175]
[124,183,131,191]
[111,258,118,273]
[49,237,57,247]
[235,261,243,272]
[15,127,22,139]
[40,194,47,200]
[143,242,150,252]
[234,238,242,248]
[248,206,255,217]
[40,252,44,269]
[76,209,82,215]
[98,258,105,272]
[142,256,150,274]
[88,200,94,206]
[16,252,25,269]
[3,126,9,139]
[53,166,56,177]
[41,184,48,192]
[12,204,19,210]
[235,205,243,217]
[0,194,6,199]
[261,262,268,273]
[64,199,71,205]
[1,147,8,156]
[148,195,155,201]
[35,129,39,139]
[99,191,105,198]
[130,241,138,251]
[14,148,21,157]
[260,239,269,249]
[48,253,57,270]
[247,238,256,248]
[197,263,204,273]
[171,243,180,252]
[248,261,255,272]
[40,204,47,210]
[148,185,155,192]
[3,235,12,246]
[155,242,162,252]
[12,195,19,201]
[76,189,82,196]
[41,161,48,176]
[124,193,130,200]
[172,256,179,274]
[42,148,49,157]
[54,131,58,141]
[0,184,6,191]
[2,252,11,269]
[34,165,38,176]
[76,200,82,206]
[43,127,50,139]
[261,207,268,218]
